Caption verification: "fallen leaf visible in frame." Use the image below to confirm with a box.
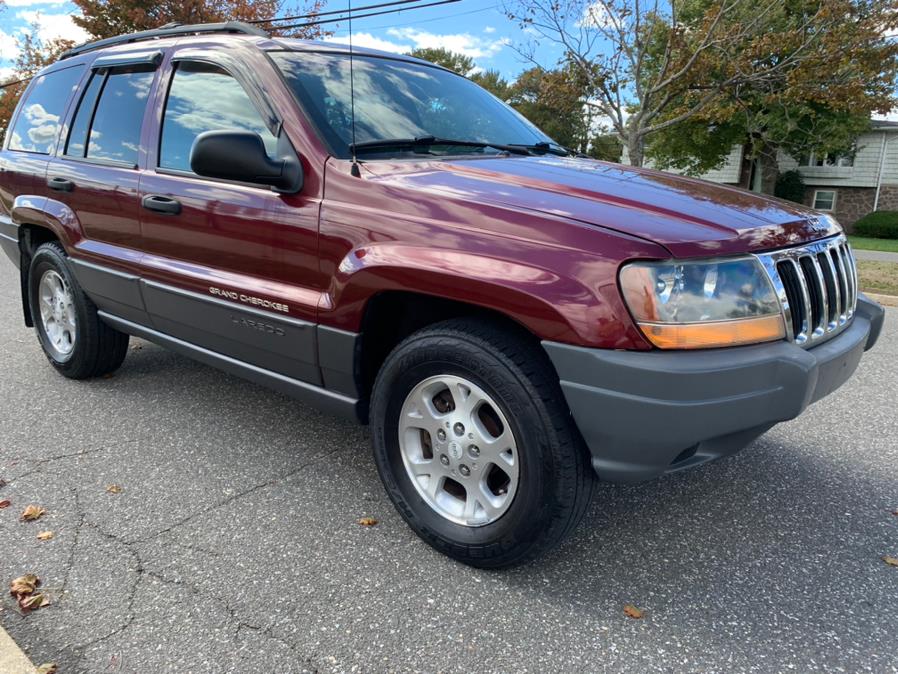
[0,478,7,488]
[18,593,49,611]
[884,556,898,567]
[9,574,39,597]
[0,499,10,509]
[357,517,379,526]
[21,505,46,521]
[36,664,57,674]
[102,373,115,379]
[130,343,143,351]
[37,531,54,541]
[623,604,645,619]
[892,509,898,517]
[105,484,123,494]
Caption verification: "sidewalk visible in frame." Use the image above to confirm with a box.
[0,625,36,674]
[854,248,898,263]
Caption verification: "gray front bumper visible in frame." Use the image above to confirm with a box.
[543,295,885,483]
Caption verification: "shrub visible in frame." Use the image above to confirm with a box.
[854,211,898,239]
[774,170,805,204]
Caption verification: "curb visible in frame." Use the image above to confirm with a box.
[865,292,898,307]
[0,624,37,674]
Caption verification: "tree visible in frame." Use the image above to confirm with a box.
[408,47,476,76]
[507,65,595,152]
[0,28,74,146]
[643,0,897,192]
[507,0,898,170]
[72,0,327,39]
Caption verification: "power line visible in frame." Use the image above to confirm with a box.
[251,0,430,24]
[338,3,497,31]
[273,0,461,31]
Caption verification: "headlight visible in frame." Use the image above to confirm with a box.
[619,257,786,349]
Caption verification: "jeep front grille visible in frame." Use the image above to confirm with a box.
[756,234,857,347]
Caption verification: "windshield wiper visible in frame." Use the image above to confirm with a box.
[509,142,580,157]
[350,136,532,156]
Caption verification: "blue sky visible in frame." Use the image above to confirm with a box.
[0,0,561,82]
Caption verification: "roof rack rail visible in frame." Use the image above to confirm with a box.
[60,21,269,60]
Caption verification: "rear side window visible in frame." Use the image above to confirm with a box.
[65,68,155,165]
[8,65,84,154]
[159,62,277,173]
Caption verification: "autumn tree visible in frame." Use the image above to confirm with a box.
[72,0,327,39]
[0,28,74,146]
[507,0,898,171]
[408,47,476,76]
[644,0,898,193]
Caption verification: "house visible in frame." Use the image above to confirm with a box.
[631,119,898,229]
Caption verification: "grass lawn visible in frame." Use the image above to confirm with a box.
[857,260,898,296]
[848,236,898,253]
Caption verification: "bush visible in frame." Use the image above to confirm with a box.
[774,170,805,204]
[854,211,898,239]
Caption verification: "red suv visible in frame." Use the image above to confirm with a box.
[0,22,884,567]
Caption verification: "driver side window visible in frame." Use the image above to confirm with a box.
[159,62,277,173]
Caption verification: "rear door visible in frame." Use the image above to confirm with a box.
[46,51,162,324]
[0,64,84,261]
[138,47,323,385]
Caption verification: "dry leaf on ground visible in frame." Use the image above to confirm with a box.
[21,505,46,521]
[105,484,123,494]
[357,517,379,526]
[0,499,10,509]
[36,664,58,674]
[884,556,898,567]
[0,478,7,488]
[10,574,39,597]
[18,593,49,611]
[37,531,54,541]
[623,604,645,619]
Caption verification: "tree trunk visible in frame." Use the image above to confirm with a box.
[625,134,644,167]
[757,146,779,195]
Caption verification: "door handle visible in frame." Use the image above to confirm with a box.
[141,194,181,215]
[47,176,74,192]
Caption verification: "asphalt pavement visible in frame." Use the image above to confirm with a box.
[1,259,896,673]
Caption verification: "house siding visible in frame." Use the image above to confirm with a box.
[778,131,892,188]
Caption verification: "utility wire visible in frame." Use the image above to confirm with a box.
[271,0,461,31]
[251,0,431,24]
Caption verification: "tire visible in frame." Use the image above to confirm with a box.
[28,242,129,379]
[370,317,594,568]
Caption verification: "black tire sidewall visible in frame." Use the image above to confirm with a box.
[28,244,93,375]
[372,334,561,561]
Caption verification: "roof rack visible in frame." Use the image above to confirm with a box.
[59,21,269,60]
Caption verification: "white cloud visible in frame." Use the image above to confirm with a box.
[577,2,613,28]
[0,66,17,83]
[15,11,90,44]
[483,26,496,34]
[7,0,68,6]
[322,32,409,54]
[385,28,509,59]
[0,30,19,61]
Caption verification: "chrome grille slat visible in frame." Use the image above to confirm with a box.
[756,234,857,348]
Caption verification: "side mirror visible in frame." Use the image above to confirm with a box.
[189,130,303,194]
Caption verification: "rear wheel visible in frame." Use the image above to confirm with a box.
[28,242,129,379]
[371,318,594,568]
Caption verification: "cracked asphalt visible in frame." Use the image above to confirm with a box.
[1,259,897,673]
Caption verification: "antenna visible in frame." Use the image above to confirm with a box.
[348,0,361,177]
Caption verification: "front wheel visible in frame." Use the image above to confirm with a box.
[371,318,594,568]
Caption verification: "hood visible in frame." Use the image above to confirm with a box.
[361,156,841,258]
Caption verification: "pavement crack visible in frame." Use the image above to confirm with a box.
[5,447,111,484]
[132,447,343,545]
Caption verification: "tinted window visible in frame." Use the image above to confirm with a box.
[271,52,551,158]
[159,63,277,173]
[8,65,83,154]
[85,69,155,164]
[65,72,104,157]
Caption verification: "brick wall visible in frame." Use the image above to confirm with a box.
[803,186,875,230]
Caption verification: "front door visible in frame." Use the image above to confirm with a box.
[138,49,323,385]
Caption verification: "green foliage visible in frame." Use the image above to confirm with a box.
[408,48,475,76]
[470,70,511,101]
[646,119,746,175]
[854,211,898,239]
[588,134,622,162]
[774,170,805,204]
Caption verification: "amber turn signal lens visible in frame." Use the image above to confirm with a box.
[637,315,786,350]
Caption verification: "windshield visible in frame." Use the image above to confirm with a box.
[270,51,554,158]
